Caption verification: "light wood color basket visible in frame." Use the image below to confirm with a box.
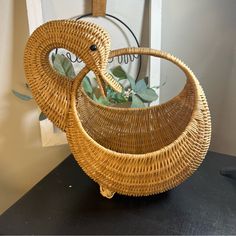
[24,20,211,198]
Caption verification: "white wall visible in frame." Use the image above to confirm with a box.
[161,0,236,156]
[41,0,150,79]
[0,0,70,214]
[41,0,148,50]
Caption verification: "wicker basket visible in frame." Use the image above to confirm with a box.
[24,20,211,198]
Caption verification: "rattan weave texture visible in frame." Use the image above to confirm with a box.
[24,20,211,197]
[24,20,122,131]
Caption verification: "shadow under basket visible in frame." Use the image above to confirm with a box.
[24,20,211,198]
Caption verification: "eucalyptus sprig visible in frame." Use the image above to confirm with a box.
[82,65,159,108]
[111,66,159,108]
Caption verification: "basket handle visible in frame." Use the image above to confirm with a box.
[109,48,193,76]
[72,47,195,98]
[70,47,196,130]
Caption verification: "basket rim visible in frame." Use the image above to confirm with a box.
[76,47,195,112]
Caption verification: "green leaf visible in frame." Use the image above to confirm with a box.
[136,88,158,102]
[111,66,127,79]
[104,84,128,104]
[82,76,93,94]
[12,90,32,101]
[97,96,110,106]
[92,94,99,103]
[131,94,145,108]
[115,92,128,103]
[39,112,47,121]
[126,75,136,90]
[52,54,76,79]
[51,53,56,63]
[135,79,147,92]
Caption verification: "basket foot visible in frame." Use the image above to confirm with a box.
[100,185,115,199]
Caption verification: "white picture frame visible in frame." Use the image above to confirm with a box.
[39,119,67,147]
[26,0,68,147]
[149,0,162,105]
[25,0,162,147]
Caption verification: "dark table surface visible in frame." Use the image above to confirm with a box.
[0,151,236,235]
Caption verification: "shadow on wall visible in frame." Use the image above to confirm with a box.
[199,35,235,155]
[0,0,70,215]
[161,0,236,156]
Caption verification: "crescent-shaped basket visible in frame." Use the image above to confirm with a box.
[24,20,211,198]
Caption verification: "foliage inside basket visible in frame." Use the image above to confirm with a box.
[83,66,159,108]
[12,53,161,120]
[51,54,159,108]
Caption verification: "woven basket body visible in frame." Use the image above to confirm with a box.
[77,71,195,154]
[67,49,211,197]
[24,20,211,197]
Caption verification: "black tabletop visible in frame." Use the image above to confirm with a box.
[0,151,236,235]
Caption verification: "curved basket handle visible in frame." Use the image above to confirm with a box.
[72,47,196,103]
[109,48,194,78]
[24,20,121,131]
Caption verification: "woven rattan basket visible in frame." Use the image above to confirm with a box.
[24,20,211,198]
